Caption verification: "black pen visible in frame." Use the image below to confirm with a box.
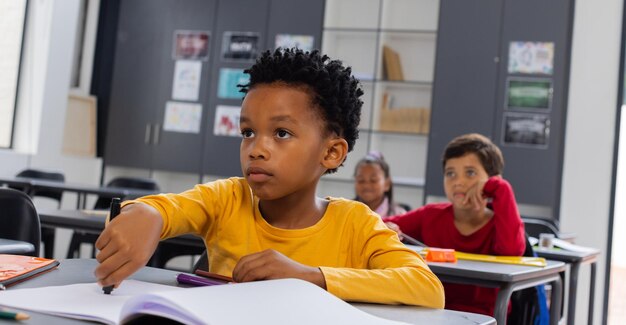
[103,197,121,295]
[401,233,427,247]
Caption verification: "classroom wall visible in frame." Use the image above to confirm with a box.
[1,0,103,258]
[560,0,623,324]
[0,1,623,322]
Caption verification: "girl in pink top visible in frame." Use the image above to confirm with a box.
[354,152,407,218]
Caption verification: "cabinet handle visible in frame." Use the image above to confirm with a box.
[144,124,152,144]
[153,123,160,145]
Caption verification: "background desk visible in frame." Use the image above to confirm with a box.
[0,259,495,325]
[534,247,601,325]
[0,238,35,254]
[0,176,157,209]
[38,209,204,267]
[424,254,566,325]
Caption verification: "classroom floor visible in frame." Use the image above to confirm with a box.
[608,265,626,324]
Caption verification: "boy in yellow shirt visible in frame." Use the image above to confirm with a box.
[94,48,444,307]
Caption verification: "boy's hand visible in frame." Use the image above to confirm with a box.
[233,249,327,289]
[94,203,163,288]
[462,178,488,212]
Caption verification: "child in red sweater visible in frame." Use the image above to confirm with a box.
[384,133,526,316]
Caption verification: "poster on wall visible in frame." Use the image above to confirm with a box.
[163,101,202,134]
[508,41,554,75]
[274,34,314,51]
[213,105,241,137]
[502,112,550,148]
[506,77,553,111]
[218,68,249,99]
[172,60,202,101]
[221,32,260,61]
[173,30,210,61]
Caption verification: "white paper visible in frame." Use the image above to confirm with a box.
[163,101,202,133]
[0,279,407,325]
[0,280,180,324]
[121,278,408,325]
[213,105,241,137]
[172,60,202,101]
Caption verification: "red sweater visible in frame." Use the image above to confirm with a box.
[384,177,526,316]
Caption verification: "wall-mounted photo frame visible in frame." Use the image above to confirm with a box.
[217,68,249,99]
[502,112,550,149]
[508,41,554,75]
[275,34,314,52]
[172,30,210,61]
[221,32,260,61]
[505,77,553,111]
[213,105,241,137]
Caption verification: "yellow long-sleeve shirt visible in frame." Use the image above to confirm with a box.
[129,177,444,308]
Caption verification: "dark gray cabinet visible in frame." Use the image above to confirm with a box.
[425,0,574,219]
[105,0,217,173]
[104,0,324,176]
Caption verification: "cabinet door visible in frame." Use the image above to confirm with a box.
[201,0,271,177]
[493,0,573,209]
[104,0,168,168]
[424,0,503,199]
[151,0,218,173]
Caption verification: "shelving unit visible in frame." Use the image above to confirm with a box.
[318,0,439,208]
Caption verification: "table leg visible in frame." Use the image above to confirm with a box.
[494,283,513,325]
[588,262,596,325]
[550,275,563,325]
[41,227,55,259]
[566,262,581,325]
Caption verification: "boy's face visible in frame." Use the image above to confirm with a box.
[443,153,489,209]
[355,163,390,207]
[239,83,337,200]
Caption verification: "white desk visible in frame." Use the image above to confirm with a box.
[0,259,495,325]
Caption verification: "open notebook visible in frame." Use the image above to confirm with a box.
[0,279,407,325]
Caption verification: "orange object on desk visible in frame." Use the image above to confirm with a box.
[425,248,457,263]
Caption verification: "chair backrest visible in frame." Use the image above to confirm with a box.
[522,216,560,239]
[192,250,209,272]
[93,177,160,210]
[0,188,41,256]
[14,169,65,205]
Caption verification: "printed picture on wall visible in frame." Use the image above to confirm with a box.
[213,105,241,137]
[221,32,260,61]
[173,30,210,61]
[172,60,202,101]
[163,101,202,134]
[508,41,554,75]
[506,77,553,110]
[502,112,550,148]
[217,68,249,99]
[274,34,314,52]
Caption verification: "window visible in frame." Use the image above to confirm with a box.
[0,0,27,148]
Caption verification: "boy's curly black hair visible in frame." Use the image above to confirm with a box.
[239,48,363,174]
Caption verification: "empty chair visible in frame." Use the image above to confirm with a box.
[522,216,561,239]
[67,177,160,258]
[12,169,65,258]
[14,169,65,205]
[0,188,41,256]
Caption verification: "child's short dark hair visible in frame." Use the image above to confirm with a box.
[239,48,363,173]
[442,133,504,176]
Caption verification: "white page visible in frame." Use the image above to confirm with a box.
[121,278,408,325]
[0,280,180,324]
